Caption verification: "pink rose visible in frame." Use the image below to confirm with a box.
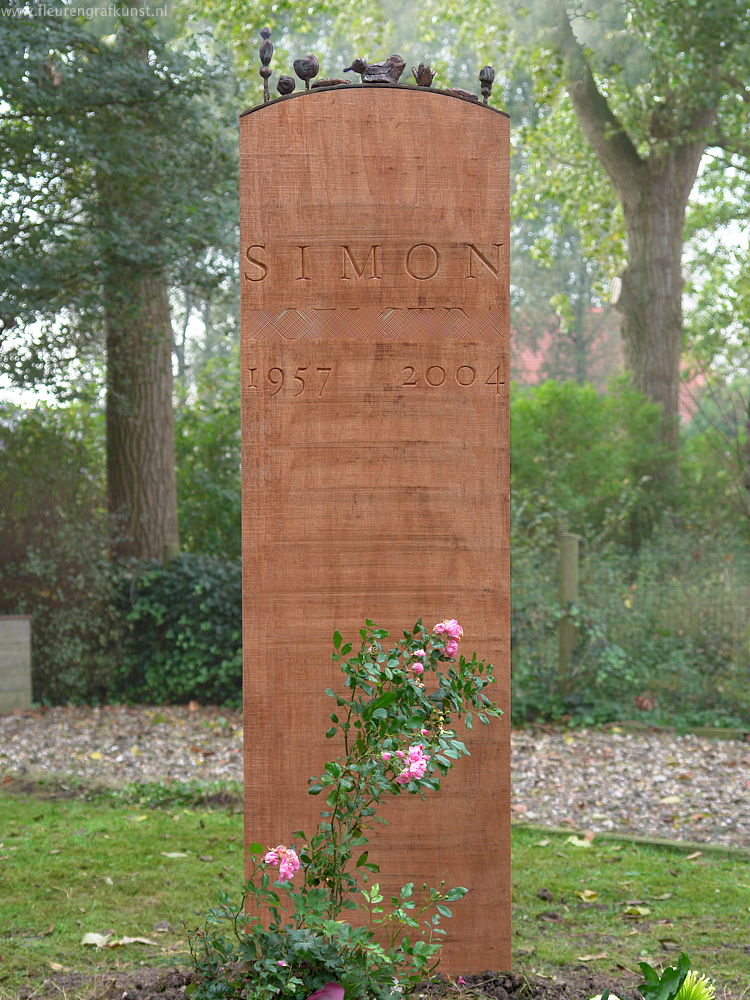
[263,844,300,881]
[420,728,429,736]
[382,751,392,761]
[443,638,459,658]
[411,662,424,675]
[410,758,428,779]
[433,618,463,640]
[413,648,426,658]
[395,744,431,785]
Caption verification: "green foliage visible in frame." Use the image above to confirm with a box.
[638,952,691,1000]
[511,379,671,544]
[113,555,242,706]
[189,619,500,1000]
[0,402,121,704]
[512,524,750,727]
[675,970,717,1000]
[175,349,242,559]
[0,7,238,391]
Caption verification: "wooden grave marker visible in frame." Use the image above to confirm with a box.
[240,84,510,971]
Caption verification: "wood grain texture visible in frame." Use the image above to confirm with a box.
[240,86,511,972]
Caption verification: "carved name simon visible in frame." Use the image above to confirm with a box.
[243,241,505,283]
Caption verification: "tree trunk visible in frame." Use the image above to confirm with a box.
[105,269,180,560]
[616,160,688,453]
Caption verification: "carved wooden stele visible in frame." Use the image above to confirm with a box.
[240,85,510,972]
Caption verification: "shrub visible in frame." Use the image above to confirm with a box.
[0,402,121,703]
[510,378,672,545]
[175,350,241,560]
[511,522,750,728]
[112,554,242,705]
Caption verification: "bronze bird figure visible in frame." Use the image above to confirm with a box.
[411,63,435,87]
[277,75,296,96]
[311,77,352,88]
[344,54,405,84]
[293,54,319,90]
[479,65,495,104]
[444,87,479,102]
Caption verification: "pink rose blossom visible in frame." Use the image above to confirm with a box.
[381,751,392,761]
[263,844,300,881]
[396,750,405,758]
[420,728,429,736]
[278,960,288,967]
[395,744,431,785]
[411,662,424,675]
[413,648,426,658]
[443,638,459,658]
[306,984,344,1000]
[457,977,468,986]
[433,618,464,640]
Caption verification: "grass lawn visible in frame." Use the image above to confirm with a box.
[1,787,748,997]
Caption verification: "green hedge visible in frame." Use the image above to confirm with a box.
[112,555,242,706]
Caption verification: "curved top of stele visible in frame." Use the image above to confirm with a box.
[240,81,509,118]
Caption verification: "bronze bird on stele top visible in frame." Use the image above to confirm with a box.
[293,54,319,89]
[344,54,406,84]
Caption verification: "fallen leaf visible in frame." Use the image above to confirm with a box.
[565,835,593,848]
[577,953,608,962]
[660,795,681,804]
[199,855,215,862]
[161,851,189,859]
[89,751,103,760]
[536,888,554,901]
[534,838,550,847]
[623,905,651,918]
[131,815,148,823]
[47,961,71,972]
[109,936,159,947]
[576,889,599,902]
[659,938,680,948]
[652,892,673,900]
[686,851,703,861]
[81,932,112,948]
[49,849,61,855]
[102,876,114,886]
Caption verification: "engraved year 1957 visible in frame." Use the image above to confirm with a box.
[247,366,332,396]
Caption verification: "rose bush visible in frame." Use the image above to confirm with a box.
[188,617,501,1000]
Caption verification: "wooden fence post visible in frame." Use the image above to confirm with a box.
[558,532,580,696]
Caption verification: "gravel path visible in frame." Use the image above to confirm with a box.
[1,705,748,849]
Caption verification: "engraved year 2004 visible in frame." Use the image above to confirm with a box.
[247,366,332,396]
[401,364,504,391]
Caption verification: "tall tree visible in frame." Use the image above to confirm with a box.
[0,6,237,558]
[507,0,750,454]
